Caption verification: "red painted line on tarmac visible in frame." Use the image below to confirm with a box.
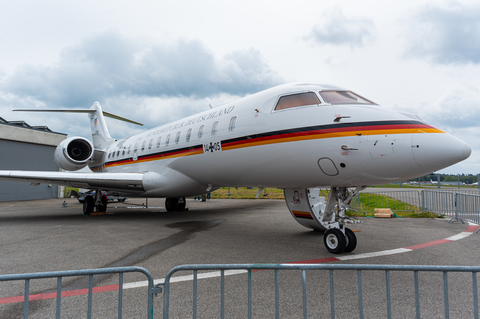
[466,225,480,232]
[0,284,118,305]
[404,239,451,250]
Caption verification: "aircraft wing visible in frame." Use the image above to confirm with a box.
[0,170,151,194]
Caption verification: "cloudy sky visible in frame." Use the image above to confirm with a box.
[1,0,479,174]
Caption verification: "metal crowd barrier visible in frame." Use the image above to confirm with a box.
[420,190,480,229]
[0,266,156,319]
[422,190,456,217]
[455,192,480,226]
[352,191,423,215]
[161,263,480,319]
[437,189,480,195]
[2,263,479,318]
[355,190,480,229]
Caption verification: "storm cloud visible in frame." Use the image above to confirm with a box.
[1,30,282,109]
[405,3,480,64]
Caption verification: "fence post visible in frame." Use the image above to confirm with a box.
[421,190,425,213]
[449,193,465,224]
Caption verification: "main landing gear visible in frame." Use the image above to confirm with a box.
[284,186,364,254]
[165,197,187,212]
[82,190,108,215]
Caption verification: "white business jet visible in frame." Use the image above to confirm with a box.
[0,83,471,253]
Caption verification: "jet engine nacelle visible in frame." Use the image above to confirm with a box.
[54,137,94,171]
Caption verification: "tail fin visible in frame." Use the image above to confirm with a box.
[89,102,113,149]
[13,102,143,149]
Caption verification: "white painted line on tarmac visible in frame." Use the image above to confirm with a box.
[445,232,472,241]
[336,248,412,261]
[123,269,248,290]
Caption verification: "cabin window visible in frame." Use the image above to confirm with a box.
[165,134,171,146]
[274,92,321,111]
[122,148,125,156]
[198,125,205,138]
[108,153,111,159]
[134,139,141,152]
[319,91,375,105]
[141,141,146,151]
[175,131,181,144]
[228,116,237,132]
[212,121,219,135]
[148,139,153,150]
[127,145,131,154]
[156,137,161,148]
[186,128,192,142]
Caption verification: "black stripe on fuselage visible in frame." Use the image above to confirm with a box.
[105,144,204,166]
[221,120,425,145]
[104,120,425,166]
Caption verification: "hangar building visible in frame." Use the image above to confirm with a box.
[0,117,67,202]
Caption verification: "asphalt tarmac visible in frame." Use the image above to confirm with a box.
[0,197,478,318]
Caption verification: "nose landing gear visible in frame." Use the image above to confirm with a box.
[284,186,364,254]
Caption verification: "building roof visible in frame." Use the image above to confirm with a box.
[0,118,63,134]
[0,117,67,146]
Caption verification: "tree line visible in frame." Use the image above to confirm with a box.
[408,174,478,184]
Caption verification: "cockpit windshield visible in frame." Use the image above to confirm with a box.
[319,91,375,105]
[274,92,321,111]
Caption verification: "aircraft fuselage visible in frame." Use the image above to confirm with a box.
[95,83,470,198]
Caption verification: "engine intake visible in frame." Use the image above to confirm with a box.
[67,139,92,161]
[54,137,94,171]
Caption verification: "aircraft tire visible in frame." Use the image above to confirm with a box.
[177,197,186,211]
[344,228,357,253]
[165,197,186,211]
[323,229,346,254]
[165,198,178,212]
[83,196,94,215]
[97,195,108,213]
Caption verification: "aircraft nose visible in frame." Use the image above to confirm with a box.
[412,132,471,172]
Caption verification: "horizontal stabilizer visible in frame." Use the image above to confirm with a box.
[13,108,143,126]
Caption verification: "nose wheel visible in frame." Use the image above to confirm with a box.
[284,186,363,254]
[344,228,357,253]
[323,228,357,254]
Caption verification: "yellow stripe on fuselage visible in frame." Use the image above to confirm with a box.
[222,127,444,151]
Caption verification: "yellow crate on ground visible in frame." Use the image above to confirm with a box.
[374,208,393,218]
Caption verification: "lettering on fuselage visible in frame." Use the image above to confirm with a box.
[145,105,235,138]
[203,141,222,153]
